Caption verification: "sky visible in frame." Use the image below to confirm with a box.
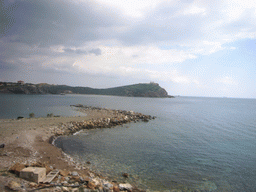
[1,0,256,98]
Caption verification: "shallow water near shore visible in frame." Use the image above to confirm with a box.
[1,94,256,191]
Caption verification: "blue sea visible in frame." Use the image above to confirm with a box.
[1,94,256,191]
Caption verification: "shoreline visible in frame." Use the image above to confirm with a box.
[0,105,154,191]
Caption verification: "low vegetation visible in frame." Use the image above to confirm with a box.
[29,113,35,118]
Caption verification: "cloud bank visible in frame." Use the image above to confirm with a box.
[1,0,256,97]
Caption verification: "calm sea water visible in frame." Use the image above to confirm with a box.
[1,94,256,191]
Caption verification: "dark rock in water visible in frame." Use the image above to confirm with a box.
[122,173,129,178]
[17,116,24,120]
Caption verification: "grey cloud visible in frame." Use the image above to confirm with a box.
[116,1,227,46]
[63,48,87,55]
[0,1,18,37]
[0,61,16,70]
[222,8,256,34]
[1,0,126,47]
[88,48,101,56]
[62,48,101,55]
[117,2,205,45]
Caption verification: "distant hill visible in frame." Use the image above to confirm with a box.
[0,82,174,98]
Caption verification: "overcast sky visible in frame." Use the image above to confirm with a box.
[1,0,256,98]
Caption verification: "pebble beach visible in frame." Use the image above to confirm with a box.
[0,105,154,192]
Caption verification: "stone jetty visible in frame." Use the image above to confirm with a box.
[51,105,156,137]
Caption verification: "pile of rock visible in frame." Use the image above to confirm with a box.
[7,162,137,192]
[52,105,156,136]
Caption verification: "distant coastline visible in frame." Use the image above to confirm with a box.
[0,81,174,98]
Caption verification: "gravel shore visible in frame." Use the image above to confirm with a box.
[0,106,153,192]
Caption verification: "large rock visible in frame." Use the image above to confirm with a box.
[7,181,21,191]
[59,169,69,177]
[71,171,79,176]
[70,176,81,183]
[119,183,133,191]
[113,185,120,192]
[9,163,26,176]
[62,186,69,191]
[29,182,38,188]
[87,181,97,190]
[122,173,129,178]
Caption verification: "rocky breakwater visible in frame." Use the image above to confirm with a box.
[51,105,156,137]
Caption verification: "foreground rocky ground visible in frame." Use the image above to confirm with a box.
[0,105,155,192]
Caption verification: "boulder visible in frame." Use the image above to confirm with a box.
[55,186,62,191]
[29,182,38,188]
[91,178,100,186]
[59,169,69,177]
[113,185,120,192]
[9,163,26,176]
[71,188,80,192]
[7,181,21,191]
[87,181,96,190]
[70,176,81,183]
[103,182,113,189]
[83,189,92,192]
[62,186,69,191]
[119,183,133,191]
[80,174,90,183]
[71,171,79,176]
[122,173,129,178]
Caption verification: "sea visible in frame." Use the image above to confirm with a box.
[1,94,256,191]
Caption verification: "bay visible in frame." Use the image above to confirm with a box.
[1,94,256,191]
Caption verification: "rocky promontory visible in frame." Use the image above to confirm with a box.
[0,81,174,98]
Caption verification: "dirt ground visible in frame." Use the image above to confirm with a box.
[0,109,115,191]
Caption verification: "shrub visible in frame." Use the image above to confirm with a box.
[47,113,54,117]
[29,113,35,118]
